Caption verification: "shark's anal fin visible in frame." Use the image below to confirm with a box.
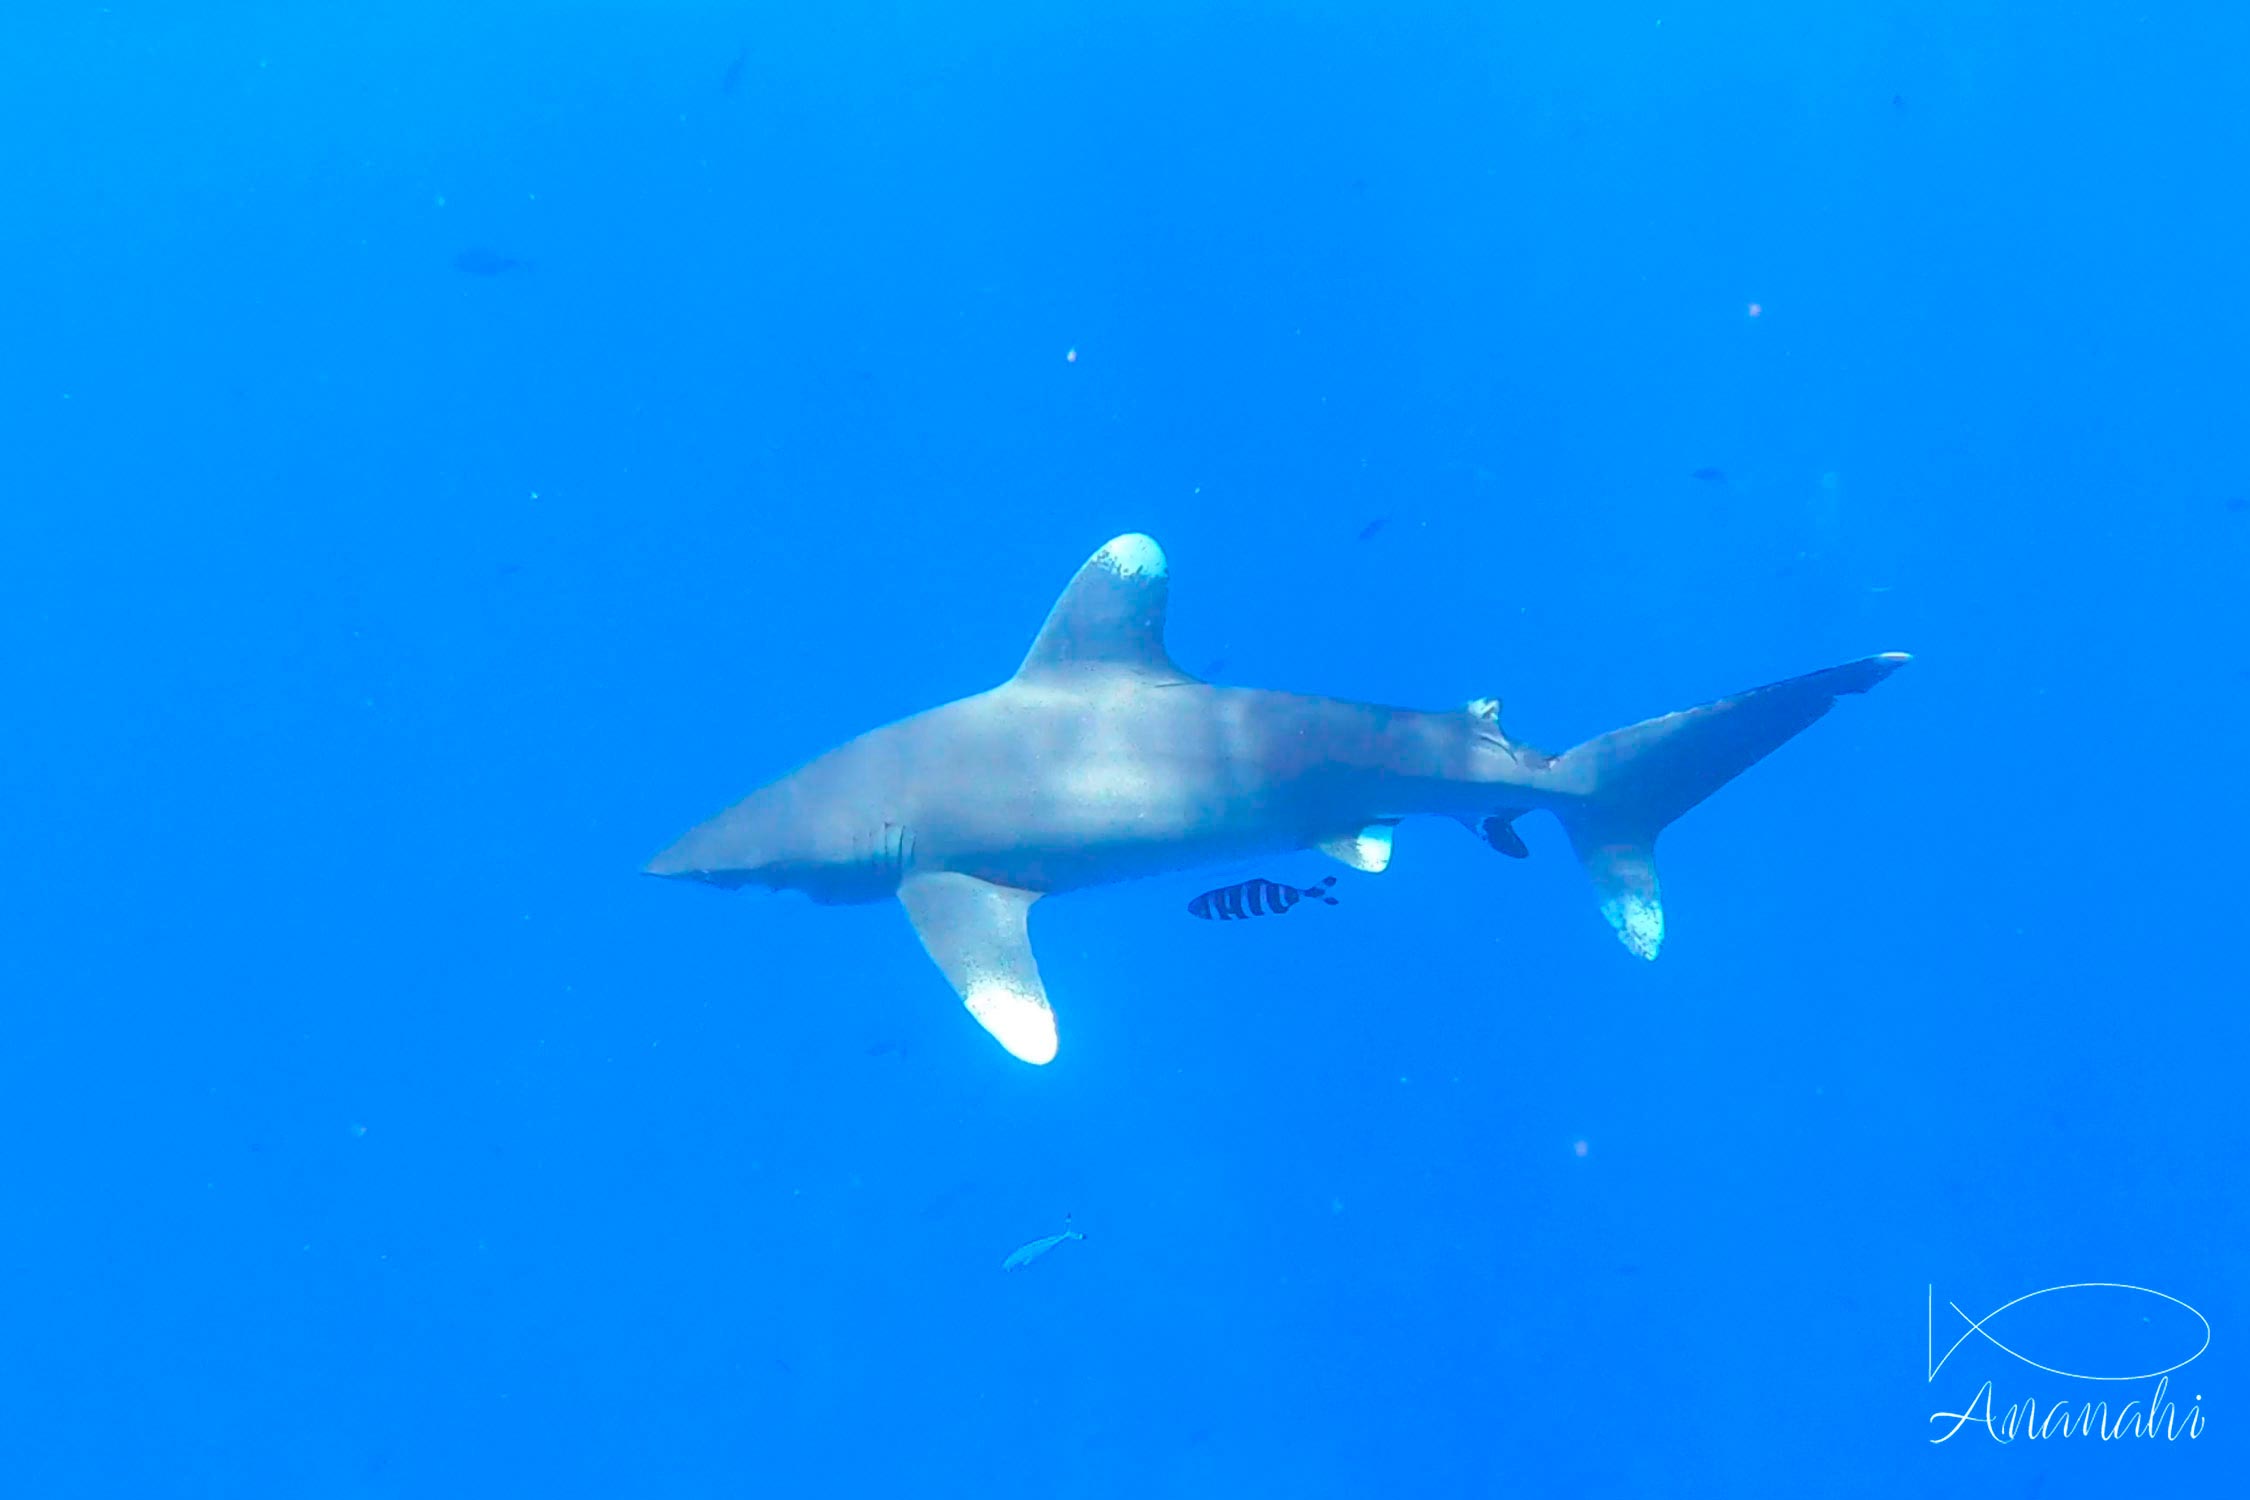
[898,872,1057,1065]
[1319,820,1398,873]
[1014,534,1196,684]
[1465,813,1531,859]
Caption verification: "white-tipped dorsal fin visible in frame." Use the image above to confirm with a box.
[1015,533,1195,684]
[898,872,1057,1064]
[1319,821,1396,873]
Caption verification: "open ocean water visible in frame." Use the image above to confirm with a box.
[2,3,2243,1495]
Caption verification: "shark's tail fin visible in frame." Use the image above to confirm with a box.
[1550,653,1909,959]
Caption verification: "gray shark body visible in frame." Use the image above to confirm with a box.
[648,534,1907,1063]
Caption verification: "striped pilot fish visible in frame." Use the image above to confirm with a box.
[1187,874,1340,921]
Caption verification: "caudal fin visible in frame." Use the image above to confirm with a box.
[1552,653,1909,959]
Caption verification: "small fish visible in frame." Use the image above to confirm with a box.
[1001,1218,1085,1271]
[1690,467,1727,484]
[1355,516,1391,542]
[453,248,528,277]
[1187,875,1339,921]
[720,45,748,96]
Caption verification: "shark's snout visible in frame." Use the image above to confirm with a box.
[644,829,735,883]
[643,847,697,879]
[644,814,776,889]
[642,852,756,889]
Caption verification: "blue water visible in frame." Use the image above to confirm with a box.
[4,4,2242,1494]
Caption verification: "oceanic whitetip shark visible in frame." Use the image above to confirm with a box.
[647,534,1908,1064]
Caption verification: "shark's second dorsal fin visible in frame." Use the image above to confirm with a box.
[1015,534,1196,684]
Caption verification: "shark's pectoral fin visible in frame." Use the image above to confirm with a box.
[1318,820,1398,873]
[898,873,1057,1065]
[1014,534,1197,685]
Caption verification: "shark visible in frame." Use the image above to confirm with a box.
[646,534,1908,1064]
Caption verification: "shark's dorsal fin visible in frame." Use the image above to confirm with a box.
[1015,534,1195,684]
[898,872,1057,1064]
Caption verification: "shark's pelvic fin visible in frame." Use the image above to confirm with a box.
[899,873,1057,1064]
[1553,652,1910,959]
[1015,534,1198,684]
[1319,820,1398,873]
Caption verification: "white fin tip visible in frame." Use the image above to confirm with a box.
[1096,534,1165,580]
[965,982,1059,1065]
[1603,893,1664,960]
[1349,825,1393,872]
